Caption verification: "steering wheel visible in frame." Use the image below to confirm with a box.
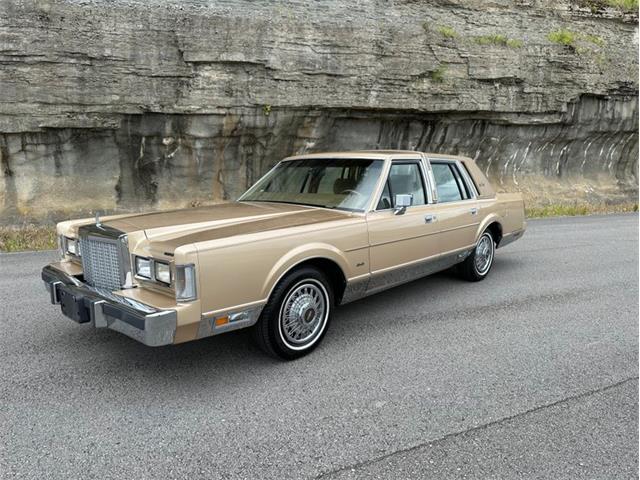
[340,189,363,198]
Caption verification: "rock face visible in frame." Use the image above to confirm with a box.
[0,0,637,223]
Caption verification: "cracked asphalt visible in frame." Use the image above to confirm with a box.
[1,214,638,479]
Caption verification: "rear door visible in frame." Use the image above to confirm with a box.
[365,158,440,293]
[428,159,480,254]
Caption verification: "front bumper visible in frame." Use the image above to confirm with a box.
[42,265,176,346]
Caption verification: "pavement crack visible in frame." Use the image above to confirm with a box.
[314,376,639,479]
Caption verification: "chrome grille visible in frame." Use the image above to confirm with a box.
[81,236,123,291]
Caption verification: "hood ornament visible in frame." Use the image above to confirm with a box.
[95,211,102,228]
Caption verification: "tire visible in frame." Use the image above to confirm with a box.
[458,229,496,282]
[252,266,334,360]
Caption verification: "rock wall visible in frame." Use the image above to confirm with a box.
[0,0,637,223]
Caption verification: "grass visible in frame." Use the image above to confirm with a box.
[583,34,605,46]
[437,25,457,39]
[579,0,638,12]
[526,202,638,218]
[547,29,576,46]
[0,225,57,252]
[430,65,447,83]
[474,34,523,48]
[604,0,638,11]
[1,203,637,252]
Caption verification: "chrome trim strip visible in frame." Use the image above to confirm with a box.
[366,247,472,295]
[197,305,264,338]
[456,159,479,199]
[340,276,370,304]
[201,299,267,319]
[420,153,439,204]
[498,228,525,248]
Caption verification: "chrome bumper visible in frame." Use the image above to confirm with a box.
[42,265,176,347]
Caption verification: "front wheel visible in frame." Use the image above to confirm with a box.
[252,267,333,360]
[458,230,496,281]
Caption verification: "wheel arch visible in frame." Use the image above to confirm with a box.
[476,214,503,246]
[262,245,350,305]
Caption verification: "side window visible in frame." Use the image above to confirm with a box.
[377,162,426,209]
[431,163,464,203]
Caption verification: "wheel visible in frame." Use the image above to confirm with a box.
[458,230,496,282]
[252,266,333,360]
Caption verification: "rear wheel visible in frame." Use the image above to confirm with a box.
[458,230,495,281]
[252,267,333,360]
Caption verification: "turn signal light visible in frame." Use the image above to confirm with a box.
[215,316,229,326]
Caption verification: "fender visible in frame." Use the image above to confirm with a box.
[475,212,502,243]
[261,242,352,301]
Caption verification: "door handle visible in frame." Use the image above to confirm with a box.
[425,214,437,223]
[470,208,478,215]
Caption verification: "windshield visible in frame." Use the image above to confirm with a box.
[239,158,384,211]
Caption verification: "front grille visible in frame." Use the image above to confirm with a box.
[81,236,123,291]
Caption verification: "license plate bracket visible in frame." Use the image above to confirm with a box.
[59,289,91,324]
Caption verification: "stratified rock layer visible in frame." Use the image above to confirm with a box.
[0,0,637,223]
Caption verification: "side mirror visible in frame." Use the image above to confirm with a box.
[394,194,413,215]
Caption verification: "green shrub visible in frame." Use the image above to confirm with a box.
[474,34,523,48]
[430,66,447,83]
[437,26,457,39]
[547,29,576,46]
[584,34,605,46]
[579,0,638,12]
[605,0,639,11]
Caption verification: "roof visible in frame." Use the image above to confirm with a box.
[283,150,474,162]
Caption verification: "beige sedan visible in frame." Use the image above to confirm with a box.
[42,150,526,359]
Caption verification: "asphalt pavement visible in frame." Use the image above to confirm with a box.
[1,214,638,479]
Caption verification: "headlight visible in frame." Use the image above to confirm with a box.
[135,256,152,278]
[175,264,197,302]
[154,261,171,285]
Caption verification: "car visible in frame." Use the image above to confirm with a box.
[42,150,526,359]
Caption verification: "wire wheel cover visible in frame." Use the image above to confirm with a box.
[279,281,328,347]
[474,234,494,275]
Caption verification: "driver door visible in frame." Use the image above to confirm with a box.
[365,159,440,294]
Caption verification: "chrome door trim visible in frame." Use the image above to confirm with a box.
[366,246,473,296]
[369,157,431,212]
[426,158,479,202]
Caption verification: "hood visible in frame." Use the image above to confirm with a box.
[103,201,353,250]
